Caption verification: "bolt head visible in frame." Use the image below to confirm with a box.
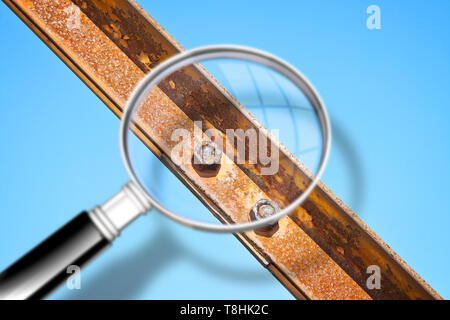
[192,141,222,177]
[249,199,281,237]
[193,141,222,165]
[251,199,280,221]
[258,204,276,218]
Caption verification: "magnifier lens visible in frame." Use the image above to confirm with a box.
[123,49,328,232]
[202,60,322,172]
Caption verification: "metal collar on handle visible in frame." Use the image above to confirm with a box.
[119,44,331,233]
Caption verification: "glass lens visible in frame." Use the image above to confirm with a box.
[125,58,323,228]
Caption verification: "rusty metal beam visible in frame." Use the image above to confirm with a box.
[2,0,441,300]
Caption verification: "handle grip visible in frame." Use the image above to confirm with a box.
[0,212,110,300]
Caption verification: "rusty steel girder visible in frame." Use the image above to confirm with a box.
[2,0,442,299]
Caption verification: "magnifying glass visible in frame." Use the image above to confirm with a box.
[0,45,331,299]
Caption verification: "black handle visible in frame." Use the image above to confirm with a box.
[0,212,111,300]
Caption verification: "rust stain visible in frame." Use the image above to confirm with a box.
[4,0,441,300]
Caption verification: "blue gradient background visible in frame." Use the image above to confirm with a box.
[1,0,449,299]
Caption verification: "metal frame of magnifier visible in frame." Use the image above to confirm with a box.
[120,45,331,233]
[2,0,441,300]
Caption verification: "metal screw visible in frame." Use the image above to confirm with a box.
[192,141,222,177]
[193,141,222,165]
[251,199,280,220]
[249,199,280,236]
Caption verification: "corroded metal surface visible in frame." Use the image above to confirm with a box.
[3,0,441,299]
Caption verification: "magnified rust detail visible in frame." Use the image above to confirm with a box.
[3,0,441,300]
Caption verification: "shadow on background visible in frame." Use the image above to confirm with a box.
[62,218,270,299]
[331,118,366,214]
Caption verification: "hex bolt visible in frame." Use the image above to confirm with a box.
[192,141,222,177]
[249,199,280,237]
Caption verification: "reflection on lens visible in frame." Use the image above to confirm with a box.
[124,53,326,231]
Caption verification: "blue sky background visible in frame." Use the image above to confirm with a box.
[0,0,449,299]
